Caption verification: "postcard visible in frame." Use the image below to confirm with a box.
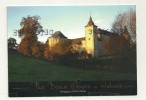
[8,5,137,97]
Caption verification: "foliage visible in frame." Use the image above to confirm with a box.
[31,42,45,58]
[45,40,71,60]
[44,42,53,60]
[18,15,42,38]
[17,15,42,56]
[104,9,137,72]
[17,34,37,56]
[112,9,136,45]
[79,50,88,59]
[103,32,136,72]
[8,37,17,49]
[51,40,72,56]
[104,33,130,55]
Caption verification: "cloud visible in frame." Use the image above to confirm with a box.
[94,19,102,24]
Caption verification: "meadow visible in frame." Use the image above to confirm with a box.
[8,50,136,82]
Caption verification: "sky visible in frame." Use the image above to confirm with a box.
[7,5,136,43]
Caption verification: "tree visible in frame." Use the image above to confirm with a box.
[80,50,88,59]
[112,9,136,45]
[8,37,17,49]
[44,40,73,61]
[44,47,51,60]
[51,40,72,56]
[44,41,52,60]
[18,15,42,38]
[107,8,136,56]
[104,34,130,55]
[105,8,136,55]
[31,42,45,58]
[17,15,43,56]
[50,40,80,64]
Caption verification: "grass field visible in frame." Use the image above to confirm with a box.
[8,50,137,82]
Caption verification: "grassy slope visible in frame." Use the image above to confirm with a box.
[8,50,136,82]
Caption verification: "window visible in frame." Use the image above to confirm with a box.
[97,34,102,41]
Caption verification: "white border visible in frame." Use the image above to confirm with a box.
[1,0,146,100]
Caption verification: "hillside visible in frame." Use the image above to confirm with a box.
[8,50,136,82]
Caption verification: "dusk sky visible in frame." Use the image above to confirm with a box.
[7,5,135,43]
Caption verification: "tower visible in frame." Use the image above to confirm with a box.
[85,16,98,57]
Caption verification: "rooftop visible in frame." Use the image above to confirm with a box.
[70,37,85,45]
[51,31,67,38]
[85,16,97,27]
[98,28,111,35]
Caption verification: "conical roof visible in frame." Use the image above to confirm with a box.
[88,16,94,26]
[86,16,97,27]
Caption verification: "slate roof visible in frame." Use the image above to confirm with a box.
[51,31,67,38]
[70,37,85,45]
[98,28,111,35]
[85,16,97,27]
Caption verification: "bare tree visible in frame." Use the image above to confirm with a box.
[112,9,136,45]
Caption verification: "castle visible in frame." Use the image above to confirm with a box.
[47,16,110,57]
